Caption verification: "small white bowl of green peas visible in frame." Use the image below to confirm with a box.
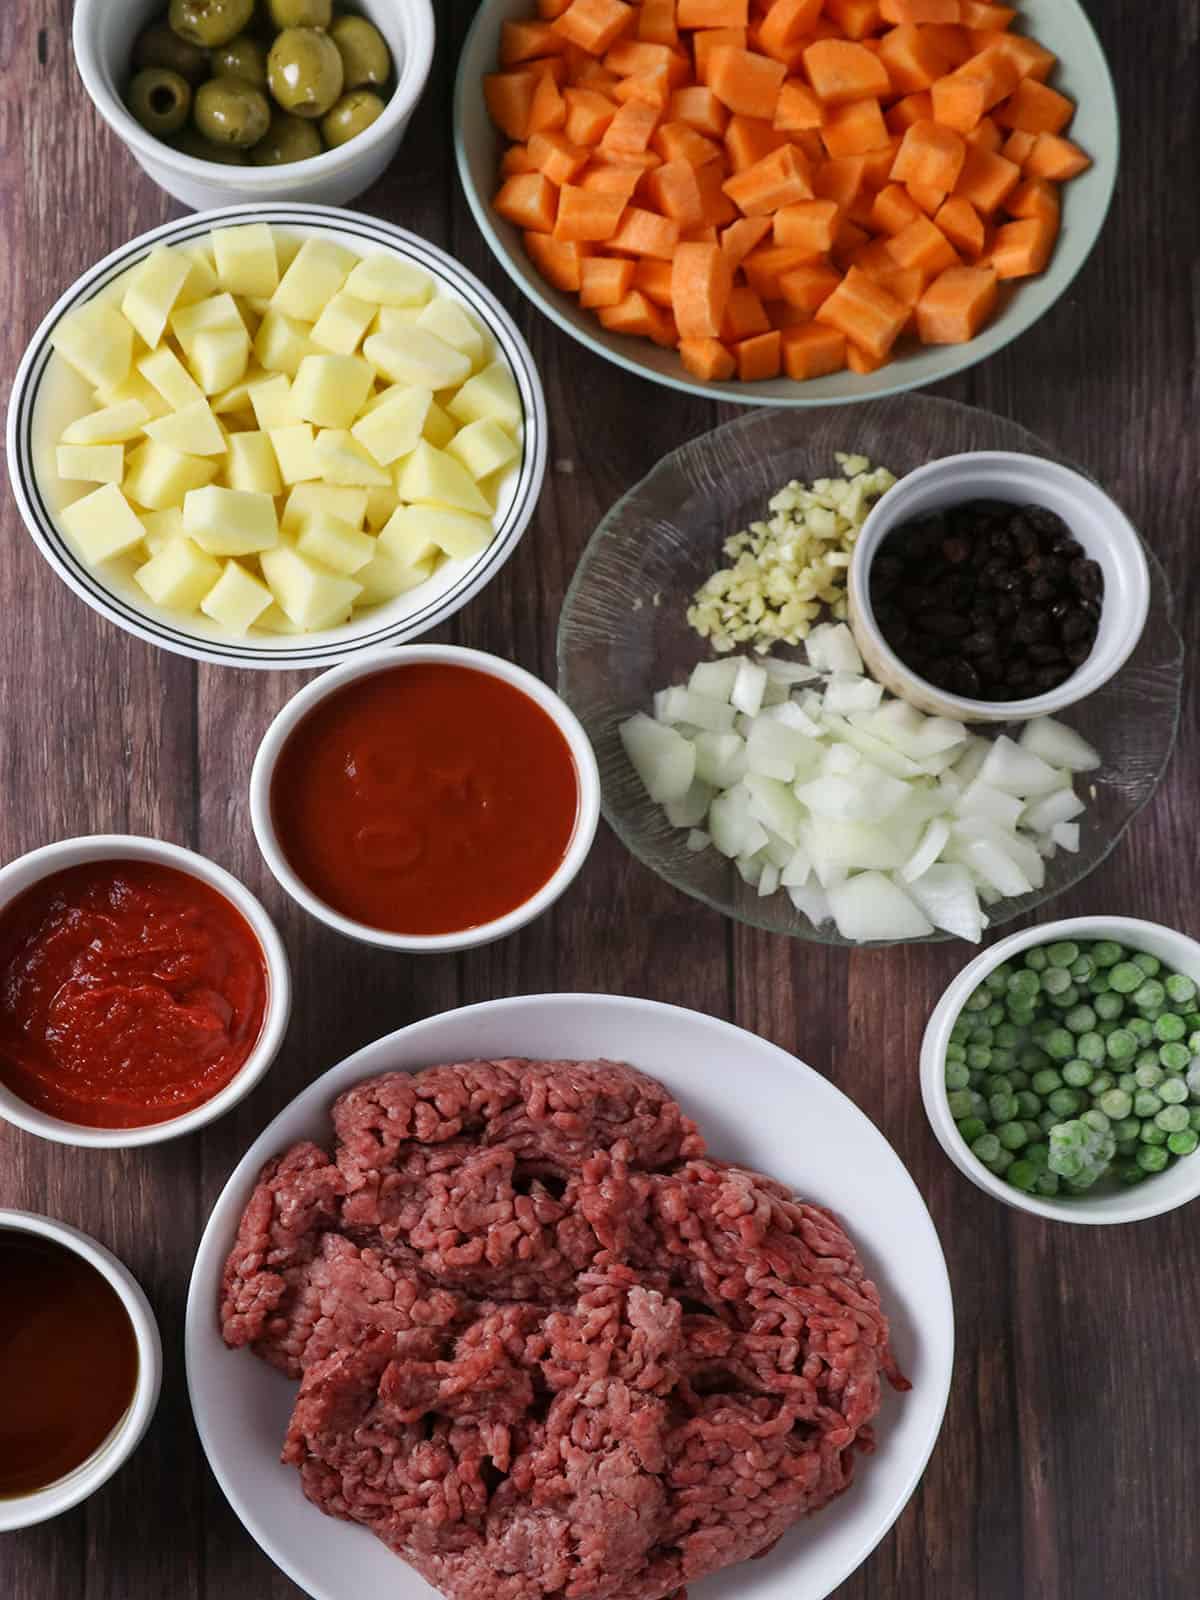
[922,917,1200,1225]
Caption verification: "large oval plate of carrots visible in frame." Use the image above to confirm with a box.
[454,0,1117,405]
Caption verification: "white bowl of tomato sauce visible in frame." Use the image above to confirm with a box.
[249,645,601,952]
[0,835,291,1148]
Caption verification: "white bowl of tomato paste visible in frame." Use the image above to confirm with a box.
[0,836,291,1148]
[249,645,601,952]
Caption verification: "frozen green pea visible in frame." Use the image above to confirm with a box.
[1092,940,1124,967]
[1159,1076,1189,1105]
[1064,1005,1096,1034]
[1134,952,1161,977]
[1081,1108,1110,1135]
[1038,1108,1059,1134]
[1044,1028,1076,1061]
[1022,1120,1042,1143]
[985,964,1013,992]
[1096,1019,1117,1038]
[997,1121,1028,1150]
[986,1148,1014,1175]
[1025,1140,1049,1169]
[1008,1003,1037,1027]
[1155,1012,1187,1042]
[1035,1171,1060,1196]
[1070,954,1095,982]
[985,1003,1005,1026]
[1126,1017,1154,1046]
[1015,1090,1041,1118]
[1133,979,1165,1011]
[984,1074,1013,1095]
[1031,1068,1063,1096]
[1009,969,1040,998]
[1030,1017,1057,1041]
[1189,1108,1200,1131]
[1109,963,1143,994]
[1140,1122,1167,1146]
[1007,1068,1029,1090]
[1156,1104,1190,1133]
[994,1022,1020,1048]
[1134,1061,1164,1089]
[945,1062,970,1090]
[958,1116,988,1144]
[971,1132,1000,1162]
[1094,993,1124,1020]
[1049,1146,1083,1179]
[1137,1144,1168,1173]
[1024,947,1048,971]
[945,1042,967,1062]
[1118,1163,1146,1186]
[1020,1045,1050,1069]
[1160,1042,1192,1072]
[1191,1032,1200,1055]
[1168,1129,1199,1156]
[1166,973,1197,1005]
[1047,941,1078,967]
[990,1092,1019,1123]
[967,1048,992,1071]
[1099,1088,1133,1120]
[1041,966,1072,996]
[1106,1029,1137,1062]
[1115,1138,1139,1158]
[971,1025,995,1046]
[1088,971,1112,995]
[1061,1060,1093,1088]
[1006,1159,1038,1191]
[1134,1090,1163,1118]
[1118,1072,1138,1093]
[1076,1031,1106,1063]
[1112,1116,1141,1143]
[1051,984,1081,1010]
[1047,1088,1082,1117]
[965,987,991,1011]
[947,1089,978,1119]
[1090,1071,1115,1094]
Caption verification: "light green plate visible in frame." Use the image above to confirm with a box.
[453,0,1118,407]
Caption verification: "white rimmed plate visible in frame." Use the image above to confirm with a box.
[185,993,953,1600]
[6,203,547,670]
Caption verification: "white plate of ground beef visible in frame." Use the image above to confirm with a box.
[186,994,953,1600]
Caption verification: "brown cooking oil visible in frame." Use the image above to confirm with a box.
[0,1228,139,1497]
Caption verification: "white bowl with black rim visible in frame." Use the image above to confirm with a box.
[6,203,547,671]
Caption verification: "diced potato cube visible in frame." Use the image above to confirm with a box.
[280,483,368,534]
[255,603,305,635]
[226,430,283,496]
[393,441,492,515]
[274,231,304,272]
[211,365,268,415]
[363,328,472,392]
[272,238,357,321]
[141,506,185,553]
[233,295,263,339]
[51,301,134,390]
[60,482,146,563]
[200,559,273,633]
[422,400,458,449]
[268,423,322,484]
[356,552,436,607]
[191,326,251,395]
[290,354,374,429]
[377,506,438,567]
[297,512,376,573]
[139,346,205,411]
[383,503,493,562]
[446,417,518,481]
[120,246,191,348]
[415,299,486,367]
[144,398,227,456]
[248,373,296,429]
[260,545,362,628]
[93,370,169,421]
[254,309,317,377]
[62,398,149,445]
[212,223,279,299]
[344,254,434,307]
[315,429,392,486]
[447,361,522,432]
[476,469,506,509]
[372,307,422,338]
[174,244,220,306]
[183,484,279,555]
[364,484,399,530]
[124,440,218,509]
[350,385,432,466]
[56,444,124,483]
[134,536,221,609]
[171,292,244,356]
[310,292,376,355]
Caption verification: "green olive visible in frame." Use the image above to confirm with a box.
[250,108,324,164]
[210,33,267,85]
[193,76,271,146]
[328,15,391,89]
[169,0,256,48]
[267,27,344,118]
[267,0,332,26]
[320,87,385,148]
[132,22,209,84]
[174,125,249,164]
[127,67,193,136]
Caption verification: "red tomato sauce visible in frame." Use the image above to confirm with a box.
[270,663,580,936]
[0,861,268,1128]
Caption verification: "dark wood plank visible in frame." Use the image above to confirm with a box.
[1,2,1198,1599]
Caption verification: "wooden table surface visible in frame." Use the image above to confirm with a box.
[3,3,1197,1596]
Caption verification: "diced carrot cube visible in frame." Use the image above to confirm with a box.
[773,197,840,252]
[1023,133,1091,181]
[934,194,985,255]
[501,20,567,65]
[721,283,772,340]
[677,0,749,22]
[529,130,591,184]
[523,231,589,290]
[795,128,830,166]
[681,224,720,242]
[528,70,568,133]
[906,178,946,214]
[679,336,738,380]
[596,288,675,341]
[819,98,889,158]
[485,71,540,141]
[846,342,890,373]
[695,159,739,224]
[813,154,867,208]
[708,45,787,117]
[960,1,1015,23]
[757,0,824,61]
[736,328,782,379]
[859,137,900,189]
[638,0,680,45]
[987,214,1058,277]
[672,240,734,337]
[922,22,972,64]
[995,77,1074,136]
[875,25,952,93]
[600,97,661,153]
[886,213,959,274]
[724,114,789,171]
[553,182,624,238]
[1004,176,1060,224]
[967,115,1003,152]
[891,118,966,192]
[879,0,960,20]
[804,40,890,105]
[694,28,748,83]
[720,214,773,267]
[868,262,924,307]
[849,236,898,277]
[572,58,620,89]
[954,144,1020,212]
[633,258,675,304]
[579,254,636,305]
[564,87,617,145]
[984,31,1056,82]
[604,39,675,76]
[553,0,636,55]
[823,0,885,40]
[931,46,1019,132]
[495,172,559,232]
[999,127,1036,166]
[670,85,730,137]
[916,263,997,339]
[650,160,711,227]
[774,80,824,131]
[777,260,842,310]
[607,205,682,257]
[539,0,573,15]
[781,321,847,378]
[743,244,823,298]
[500,144,536,176]
[611,67,673,109]
[578,163,642,200]
[651,121,722,166]
[871,182,923,234]
[885,91,933,133]
[723,142,813,214]
[815,264,909,357]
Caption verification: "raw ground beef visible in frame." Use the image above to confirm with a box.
[221,1058,907,1600]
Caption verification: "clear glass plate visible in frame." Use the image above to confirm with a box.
[556,397,1184,947]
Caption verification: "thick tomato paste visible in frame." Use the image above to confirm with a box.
[0,860,268,1128]
[269,663,580,936]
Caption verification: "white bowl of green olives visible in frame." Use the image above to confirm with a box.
[922,917,1200,1225]
[73,0,434,211]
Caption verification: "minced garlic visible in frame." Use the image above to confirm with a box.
[686,453,897,654]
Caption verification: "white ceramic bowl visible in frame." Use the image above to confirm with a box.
[73,0,434,210]
[186,993,953,1600]
[250,645,602,951]
[7,203,547,670]
[0,835,291,1149]
[0,1209,162,1531]
[848,452,1150,721]
[455,0,1119,407]
[922,916,1200,1225]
